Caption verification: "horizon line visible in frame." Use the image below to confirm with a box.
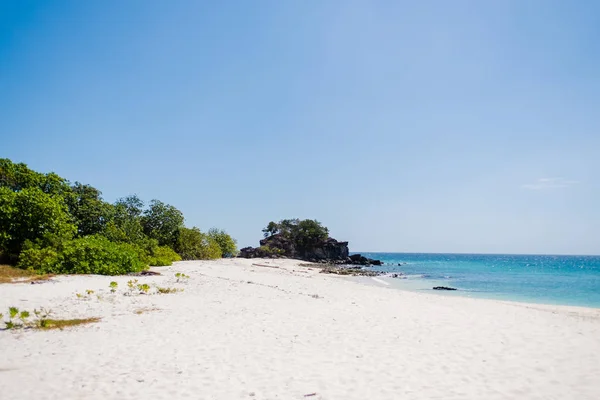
[351,251,600,257]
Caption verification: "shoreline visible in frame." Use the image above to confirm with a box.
[360,274,600,311]
[1,258,599,399]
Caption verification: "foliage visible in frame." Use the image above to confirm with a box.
[145,245,181,266]
[0,158,71,196]
[38,317,100,330]
[157,287,181,294]
[207,228,238,257]
[258,245,285,256]
[17,247,60,272]
[0,187,76,261]
[175,272,190,282]
[57,236,145,275]
[142,200,184,248]
[261,218,329,249]
[262,221,279,238]
[103,195,146,244]
[19,236,145,275]
[137,283,151,294]
[0,158,237,272]
[175,227,222,260]
[127,279,139,295]
[109,281,118,293]
[65,182,113,237]
[0,306,99,330]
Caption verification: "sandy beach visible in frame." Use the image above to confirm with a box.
[1,258,599,400]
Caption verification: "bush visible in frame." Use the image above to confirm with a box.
[17,247,60,272]
[176,227,222,260]
[146,245,181,266]
[207,228,238,258]
[20,236,145,275]
[258,245,285,256]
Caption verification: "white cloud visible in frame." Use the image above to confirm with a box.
[521,178,579,190]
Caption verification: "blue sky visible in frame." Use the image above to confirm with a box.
[1,1,599,255]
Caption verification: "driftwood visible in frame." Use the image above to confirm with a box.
[251,263,280,269]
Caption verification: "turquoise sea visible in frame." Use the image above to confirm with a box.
[356,253,600,308]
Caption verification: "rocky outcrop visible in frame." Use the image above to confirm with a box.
[349,254,382,266]
[238,234,382,266]
[433,286,457,291]
[319,265,383,277]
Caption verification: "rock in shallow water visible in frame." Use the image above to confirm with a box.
[433,286,457,291]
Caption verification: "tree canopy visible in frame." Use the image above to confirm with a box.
[262,218,329,249]
[0,158,237,274]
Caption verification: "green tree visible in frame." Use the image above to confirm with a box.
[207,228,238,257]
[0,187,76,262]
[66,182,113,237]
[103,195,146,244]
[175,227,221,260]
[0,159,70,196]
[141,200,184,248]
[295,219,329,249]
[262,221,279,238]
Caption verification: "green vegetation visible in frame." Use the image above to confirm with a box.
[258,245,285,256]
[207,228,238,257]
[1,306,99,331]
[262,218,329,249]
[0,158,236,276]
[0,264,52,284]
[175,227,222,260]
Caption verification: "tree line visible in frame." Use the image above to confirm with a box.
[0,159,237,275]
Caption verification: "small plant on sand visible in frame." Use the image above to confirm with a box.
[38,317,101,330]
[137,283,151,294]
[175,272,190,283]
[109,281,118,293]
[126,279,138,296]
[3,307,31,329]
[2,306,99,331]
[157,286,181,294]
[76,289,95,300]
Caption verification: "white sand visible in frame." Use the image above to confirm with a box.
[1,258,599,400]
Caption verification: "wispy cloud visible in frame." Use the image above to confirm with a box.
[522,178,579,190]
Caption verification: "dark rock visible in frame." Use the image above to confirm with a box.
[129,270,162,276]
[433,286,457,291]
[319,265,383,277]
[239,234,382,266]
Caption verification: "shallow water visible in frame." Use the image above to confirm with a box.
[355,253,600,308]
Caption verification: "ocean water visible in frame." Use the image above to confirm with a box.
[355,253,600,308]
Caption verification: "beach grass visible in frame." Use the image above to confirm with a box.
[0,265,53,284]
[37,317,101,330]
